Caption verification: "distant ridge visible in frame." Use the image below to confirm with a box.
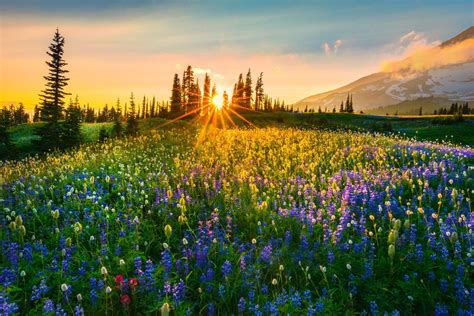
[296,26,474,112]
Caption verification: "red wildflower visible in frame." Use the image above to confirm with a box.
[120,294,131,306]
[115,274,124,289]
[129,278,138,291]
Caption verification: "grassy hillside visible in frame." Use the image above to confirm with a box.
[366,97,452,115]
[4,113,472,160]
[366,97,450,115]
[237,112,474,146]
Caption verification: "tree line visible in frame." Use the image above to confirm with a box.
[170,66,294,114]
[433,102,472,115]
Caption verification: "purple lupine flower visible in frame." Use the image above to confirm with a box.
[238,297,246,313]
[172,279,185,302]
[43,299,55,314]
[260,244,272,264]
[221,260,232,279]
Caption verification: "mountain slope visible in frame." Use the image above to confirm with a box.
[296,26,474,111]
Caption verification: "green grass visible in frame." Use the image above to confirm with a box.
[5,113,472,160]
[238,112,474,146]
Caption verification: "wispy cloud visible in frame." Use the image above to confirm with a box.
[322,39,343,55]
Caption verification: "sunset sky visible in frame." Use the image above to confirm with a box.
[1,0,472,110]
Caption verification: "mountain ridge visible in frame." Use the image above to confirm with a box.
[296,26,474,111]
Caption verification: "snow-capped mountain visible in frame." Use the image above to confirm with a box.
[296,26,474,111]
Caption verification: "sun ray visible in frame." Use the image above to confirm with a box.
[228,107,258,128]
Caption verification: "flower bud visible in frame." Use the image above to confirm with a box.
[164,224,172,239]
[19,225,26,236]
[101,266,108,275]
[15,215,23,226]
[160,302,170,316]
[388,229,398,244]
[394,219,401,231]
[388,244,395,259]
[8,221,17,231]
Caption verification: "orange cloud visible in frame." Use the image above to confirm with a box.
[381,38,474,74]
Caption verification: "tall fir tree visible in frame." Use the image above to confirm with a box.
[182,66,194,112]
[126,92,139,136]
[202,73,211,115]
[244,69,253,108]
[35,29,70,151]
[170,74,182,114]
[223,91,229,108]
[254,72,264,111]
[0,113,15,159]
[33,105,40,122]
[236,74,245,108]
[111,115,124,138]
[62,102,82,148]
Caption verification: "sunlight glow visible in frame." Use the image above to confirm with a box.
[212,94,223,110]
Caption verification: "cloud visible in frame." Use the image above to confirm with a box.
[390,30,441,57]
[381,37,474,75]
[322,40,343,55]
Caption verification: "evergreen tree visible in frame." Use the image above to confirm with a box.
[223,91,229,108]
[98,127,109,142]
[203,73,211,115]
[150,97,156,118]
[182,66,194,112]
[62,102,82,148]
[244,69,253,108]
[0,114,15,159]
[35,29,70,151]
[255,72,264,111]
[333,107,336,113]
[419,107,423,116]
[344,94,350,113]
[141,96,146,119]
[33,105,40,122]
[111,116,124,138]
[170,74,182,114]
[339,101,344,113]
[318,106,322,113]
[349,94,354,113]
[236,74,245,108]
[188,80,201,112]
[126,92,139,136]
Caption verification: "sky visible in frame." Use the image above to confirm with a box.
[0,0,473,110]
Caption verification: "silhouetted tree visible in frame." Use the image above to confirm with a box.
[255,72,264,111]
[33,105,40,122]
[0,114,15,159]
[182,66,194,112]
[62,102,82,148]
[35,29,70,151]
[223,90,229,108]
[170,74,182,114]
[126,92,139,136]
[98,127,109,142]
[244,69,253,108]
[202,73,211,115]
[111,116,124,138]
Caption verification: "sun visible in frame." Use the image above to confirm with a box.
[212,94,223,110]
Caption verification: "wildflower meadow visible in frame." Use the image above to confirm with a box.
[1,127,473,315]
